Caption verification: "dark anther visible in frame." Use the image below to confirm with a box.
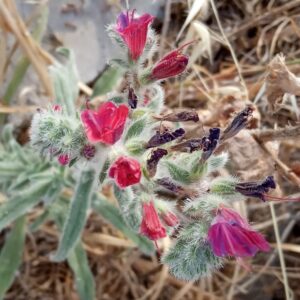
[171,138,203,153]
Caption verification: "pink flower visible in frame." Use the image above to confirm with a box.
[116,10,154,61]
[109,156,141,188]
[208,207,270,257]
[160,211,179,227]
[150,44,189,80]
[81,101,129,145]
[58,154,70,166]
[140,201,167,241]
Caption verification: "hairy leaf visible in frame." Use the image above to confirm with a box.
[52,168,95,262]
[0,216,26,299]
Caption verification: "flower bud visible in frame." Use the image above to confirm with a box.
[160,211,179,227]
[140,201,167,241]
[109,156,141,188]
[150,45,189,81]
[81,144,96,160]
[58,154,70,166]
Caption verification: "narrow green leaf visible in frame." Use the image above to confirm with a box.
[124,117,147,142]
[93,194,154,255]
[50,198,96,300]
[49,47,79,116]
[0,179,52,231]
[52,168,96,262]
[68,243,96,300]
[91,65,123,98]
[29,210,50,232]
[0,216,26,299]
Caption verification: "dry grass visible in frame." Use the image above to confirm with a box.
[1,0,300,299]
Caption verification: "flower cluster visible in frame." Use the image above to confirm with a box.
[30,9,285,282]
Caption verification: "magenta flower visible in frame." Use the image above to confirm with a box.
[208,207,270,257]
[109,156,141,188]
[81,101,129,145]
[140,201,167,241]
[116,10,154,61]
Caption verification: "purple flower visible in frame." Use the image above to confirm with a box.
[128,87,138,109]
[208,207,270,257]
[145,128,185,149]
[221,106,254,141]
[171,138,203,153]
[201,128,220,161]
[235,176,276,201]
[147,148,168,177]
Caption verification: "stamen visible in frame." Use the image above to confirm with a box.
[263,194,300,202]
[177,39,199,52]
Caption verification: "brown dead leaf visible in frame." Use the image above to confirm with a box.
[266,53,300,112]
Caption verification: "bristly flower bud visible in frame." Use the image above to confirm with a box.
[235,175,276,201]
[221,106,254,141]
[81,101,129,145]
[208,206,270,257]
[147,148,168,177]
[140,201,167,242]
[52,104,62,112]
[145,128,185,149]
[160,211,179,227]
[58,154,70,166]
[150,43,191,81]
[81,144,96,160]
[201,128,220,161]
[154,111,199,123]
[128,87,138,109]
[116,10,154,61]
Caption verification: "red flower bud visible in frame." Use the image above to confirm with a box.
[151,44,190,80]
[116,10,154,61]
[109,156,141,188]
[140,201,167,241]
[81,101,129,145]
[53,104,62,112]
[58,154,70,166]
[160,211,179,227]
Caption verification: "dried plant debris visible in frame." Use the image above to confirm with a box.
[266,54,300,112]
